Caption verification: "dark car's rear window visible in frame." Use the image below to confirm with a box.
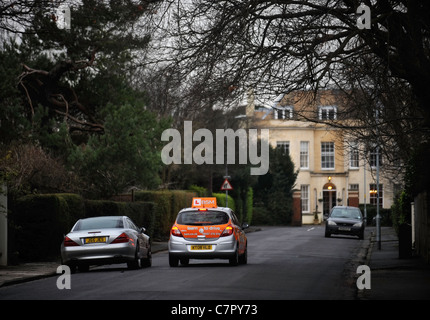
[176,210,229,226]
[330,208,362,220]
[74,217,124,231]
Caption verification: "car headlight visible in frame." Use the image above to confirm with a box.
[327,220,337,226]
[353,222,362,227]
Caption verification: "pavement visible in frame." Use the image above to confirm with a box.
[1,226,430,300]
[358,226,430,300]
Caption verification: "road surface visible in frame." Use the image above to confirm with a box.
[0,225,367,301]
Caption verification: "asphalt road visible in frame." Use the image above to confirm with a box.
[0,225,367,301]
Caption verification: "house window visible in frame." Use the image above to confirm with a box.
[300,141,309,169]
[321,142,335,169]
[318,106,337,120]
[276,141,290,154]
[369,184,383,207]
[349,141,360,169]
[349,184,359,191]
[301,185,310,213]
[273,106,293,120]
[369,146,382,167]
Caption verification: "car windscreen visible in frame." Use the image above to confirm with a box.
[73,217,124,231]
[176,210,229,226]
[330,208,362,220]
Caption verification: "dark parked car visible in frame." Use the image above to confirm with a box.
[325,206,365,239]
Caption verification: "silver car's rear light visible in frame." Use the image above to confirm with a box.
[63,236,80,247]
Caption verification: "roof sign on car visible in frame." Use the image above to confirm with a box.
[192,197,217,208]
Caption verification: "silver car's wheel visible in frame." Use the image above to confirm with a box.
[78,264,89,272]
[128,246,142,270]
[142,246,152,268]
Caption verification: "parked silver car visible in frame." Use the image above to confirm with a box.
[325,206,365,239]
[61,216,151,272]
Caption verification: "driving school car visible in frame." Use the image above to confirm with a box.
[168,197,248,267]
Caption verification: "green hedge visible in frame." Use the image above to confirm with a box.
[251,206,274,225]
[246,187,253,224]
[134,190,196,240]
[9,190,197,262]
[9,193,85,261]
[212,192,235,211]
[358,204,392,226]
[189,185,208,197]
[389,190,411,235]
[84,200,156,238]
[8,189,243,262]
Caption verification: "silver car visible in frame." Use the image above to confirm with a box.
[61,216,151,272]
[325,206,365,239]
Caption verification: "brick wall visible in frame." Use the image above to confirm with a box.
[348,191,359,207]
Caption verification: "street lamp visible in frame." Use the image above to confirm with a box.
[375,107,381,250]
[376,144,381,250]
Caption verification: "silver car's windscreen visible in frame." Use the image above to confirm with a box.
[176,210,229,226]
[73,217,124,231]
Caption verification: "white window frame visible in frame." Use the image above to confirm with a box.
[318,106,337,120]
[300,141,309,169]
[369,146,383,168]
[301,185,310,213]
[369,184,383,207]
[349,141,360,169]
[276,141,290,154]
[273,106,293,120]
[321,142,335,170]
[349,184,359,191]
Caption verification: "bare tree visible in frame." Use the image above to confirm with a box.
[150,1,429,125]
[141,0,430,193]
[0,0,58,35]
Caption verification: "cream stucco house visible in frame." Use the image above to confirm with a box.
[246,89,399,225]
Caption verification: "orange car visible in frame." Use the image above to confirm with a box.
[168,197,248,267]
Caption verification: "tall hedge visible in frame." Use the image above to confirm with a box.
[10,193,85,261]
[213,192,235,211]
[84,199,156,238]
[358,204,392,226]
[9,190,196,262]
[134,190,196,240]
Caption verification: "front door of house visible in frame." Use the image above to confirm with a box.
[323,183,336,218]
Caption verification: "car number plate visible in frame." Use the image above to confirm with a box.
[84,237,107,244]
[190,245,212,250]
[338,227,351,231]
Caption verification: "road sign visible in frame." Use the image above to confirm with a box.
[220,179,233,191]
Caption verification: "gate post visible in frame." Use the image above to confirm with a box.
[0,184,7,266]
[291,190,302,226]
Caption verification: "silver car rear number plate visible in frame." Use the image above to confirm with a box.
[84,237,107,244]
